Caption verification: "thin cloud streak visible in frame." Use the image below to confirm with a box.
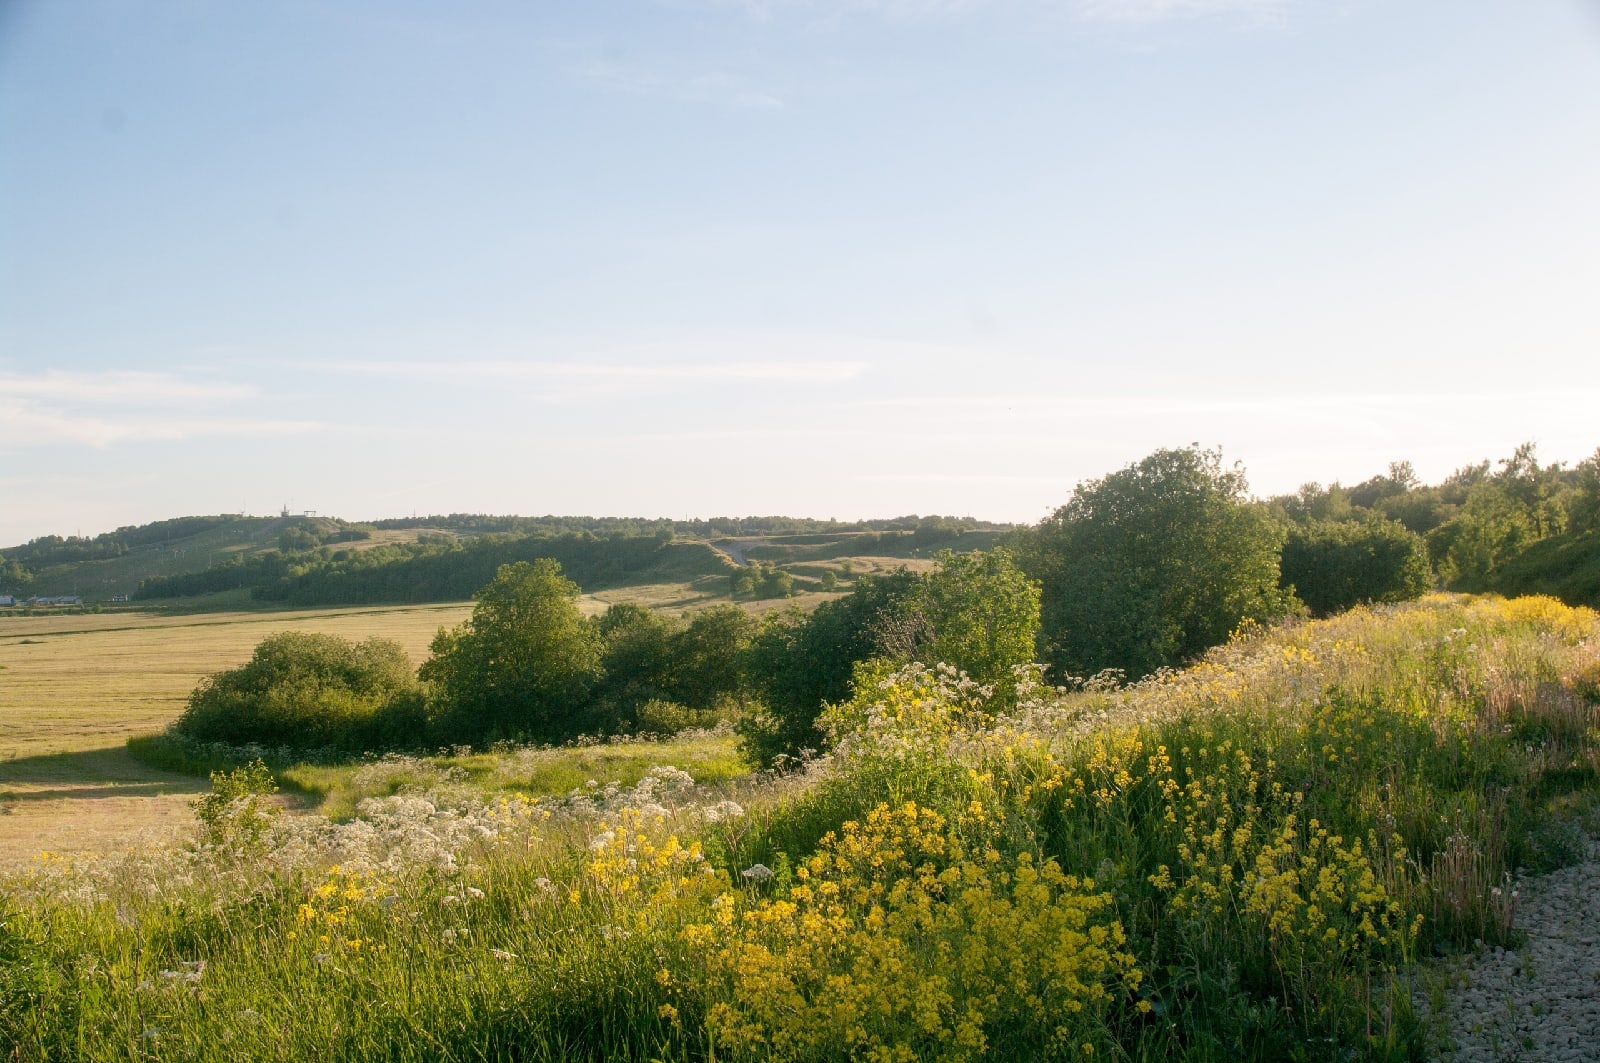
[0,402,320,449]
[846,390,1600,414]
[300,359,869,384]
[0,368,313,450]
[0,370,256,405]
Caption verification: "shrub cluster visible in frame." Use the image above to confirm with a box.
[176,631,426,753]
[1279,517,1432,616]
[173,550,1040,759]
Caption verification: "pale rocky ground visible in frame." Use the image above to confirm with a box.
[1432,838,1600,1062]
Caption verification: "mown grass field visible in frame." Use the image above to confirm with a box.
[0,603,476,869]
[4,594,1598,1061]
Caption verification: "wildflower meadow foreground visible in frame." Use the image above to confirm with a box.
[4,594,1598,1062]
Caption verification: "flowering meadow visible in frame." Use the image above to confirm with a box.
[3,594,1598,1061]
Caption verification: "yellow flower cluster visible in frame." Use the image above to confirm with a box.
[286,865,390,953]
[579,807,725,952]
[696,802,1137,1062]
[1242,815,1416,964]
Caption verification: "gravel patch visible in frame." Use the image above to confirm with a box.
[1435,840,1600,1062]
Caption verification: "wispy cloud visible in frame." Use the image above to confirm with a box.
[574,61,783,109]
[300,359,867,384]
[0,369,318,449]
[0,370,255,405]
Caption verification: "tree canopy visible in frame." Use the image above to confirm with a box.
[1014,446,1295,680]
[420,559,604,744]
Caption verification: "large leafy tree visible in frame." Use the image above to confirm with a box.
[1015,446,1294,680]
[421,559,603,744]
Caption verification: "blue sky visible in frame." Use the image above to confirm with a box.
[3,0,1598,544]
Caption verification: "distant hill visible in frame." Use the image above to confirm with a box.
[1,512,1013,608]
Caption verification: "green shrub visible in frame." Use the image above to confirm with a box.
[176,631,423,753]
[192,759,279,850]
[1279,517,1432,616]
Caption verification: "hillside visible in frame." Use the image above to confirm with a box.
[2,513,1009,609]
[0,515,447,601]
[1475,527,1600,608]
[6,594,1598,1060]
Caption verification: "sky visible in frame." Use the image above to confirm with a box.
[3,0,1599,545]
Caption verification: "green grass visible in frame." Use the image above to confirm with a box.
[228,733,749,819]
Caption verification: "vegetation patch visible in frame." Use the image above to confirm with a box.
[5,594,1596,1061]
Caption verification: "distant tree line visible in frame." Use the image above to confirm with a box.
[131,524,974,606]
[135,532,717,604]
[370,512,1013,540]
[1269,444,1600,608]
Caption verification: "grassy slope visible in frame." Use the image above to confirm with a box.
[1479,528,1600,608]
[12,518,445,600]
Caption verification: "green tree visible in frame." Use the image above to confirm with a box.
[669,604,758,711]
[1429,484,1539,585]
[1014,446,1295,680]
[919,548,1040,696]
[421,559,603,744]
[592,603,681,725]
[1279,518,1432,616]
[1571,448,1600,533]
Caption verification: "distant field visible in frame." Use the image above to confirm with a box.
[0,602,475,869]
[0,603,474,758]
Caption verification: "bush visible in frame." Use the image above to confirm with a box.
[176,632,423,753]
[741,570,925,763]
[192,759,279,850]
[1279,517,1432,616]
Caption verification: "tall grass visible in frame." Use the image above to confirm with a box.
[3,594,1596,1061]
